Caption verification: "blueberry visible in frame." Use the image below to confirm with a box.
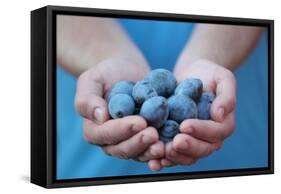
[197,92,215,120]
[200,91,215,103]
[140,96,169,128]
[106,81,134,102]
[159,120,180,143]
[132,80,158,105]
[167,94,198,123]
[175,79,203,101]
[108,94,135,119]
[144,69,177,97]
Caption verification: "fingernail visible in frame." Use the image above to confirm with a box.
[132,125,143,132]
[142,135,155,144]
[93,108,103,123]
[218,107,225,121]
[150,148,159,157]
[180,125,193,134]
[179,141,189,151]
[186,127,193,134]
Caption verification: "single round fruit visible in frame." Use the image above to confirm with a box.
[144,69,177,97]
[132,80,158,105]
[140,96,169,128]
[106,81,134,102]
[159,120,180,143]
[167,94,198,123]
[175,78,203,101]
[108,94,135,119]
[197,92,215,120]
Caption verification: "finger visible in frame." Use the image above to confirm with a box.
[83,116,147,145]
[148,160,162,171]
[166,142,197,165]
[180,112,235,143]
[213,141,224,151]
[161,158,176,167]
[102,127,158,159]
[137,141,165,162]
[211,70,236,122]
[173,133,213,158]
[75,72,109,124]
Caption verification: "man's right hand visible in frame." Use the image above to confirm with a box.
[74,58,165,164]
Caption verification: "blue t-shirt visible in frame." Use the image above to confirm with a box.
[56,19,268,179]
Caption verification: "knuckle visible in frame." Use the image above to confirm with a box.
[136,158,144,162]
[224,68,235,80]
[158,148,165,158]
[104,145,131,160]
[82,122,93,144]
[83,132,92,144]
[223,69,237,88]
[151,148,164,158]
[224,117,236,139]
[115,148,130,160]
[204,145,213,156]
[231,115,236,129]
[174,145,182,153]
[218,142,224,150]
[228,97,236,110]
[77,70,89,85]
[232,118,236,130]
[229,123,236,136]
[225,126,235,139]
[229,72,237,86]
[145,127,159,141]
[215,142,224,151]
[165,144,173,156]
[210,132,222,143]
[187,158,198,165]
[166,150,175,160]
[101,132,116,145]
[185,160,193,165]
[173,136,187,151]
[136,156,148,162]
[75,96,88,115]
[180,121,192,133]
[182,158,197,165]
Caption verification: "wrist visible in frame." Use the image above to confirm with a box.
[174,44,238,73]
[79,51,149,75]
[60,39,149,77]
[80,56,150,92]
[174,58,217,80]
[175,45,222,69]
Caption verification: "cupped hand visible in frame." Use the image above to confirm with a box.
[154,59,237,169]
[75,58,165,163]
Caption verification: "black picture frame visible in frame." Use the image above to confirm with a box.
[31,5,274,188]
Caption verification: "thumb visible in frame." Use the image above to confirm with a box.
[74,71,109,124]
[210,71,236,122]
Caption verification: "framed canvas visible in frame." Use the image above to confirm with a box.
[31,5,274,188]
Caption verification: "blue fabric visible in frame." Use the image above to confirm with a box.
[56,19,268,179]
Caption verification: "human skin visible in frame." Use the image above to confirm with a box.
[57,16,264,171]
[57,16,165,163]
[148,24,263,171]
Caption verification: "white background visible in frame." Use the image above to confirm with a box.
[0,0,279,193]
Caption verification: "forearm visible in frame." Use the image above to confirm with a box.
[175,24,263,72]
[57,15,147,76]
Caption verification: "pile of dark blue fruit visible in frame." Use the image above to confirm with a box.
[107,69,215,143]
